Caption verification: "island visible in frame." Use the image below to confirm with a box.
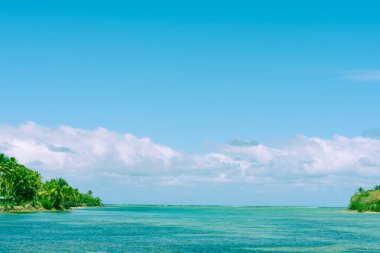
[348,186,380,213]
[0,153,102,212]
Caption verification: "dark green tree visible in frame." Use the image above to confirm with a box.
[1,153,102,210]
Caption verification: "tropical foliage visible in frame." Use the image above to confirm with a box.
[348,186,380,212]
[0,154,102,210]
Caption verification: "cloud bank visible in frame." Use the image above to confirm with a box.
[1,122,380,205]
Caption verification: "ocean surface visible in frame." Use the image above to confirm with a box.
[1,205,380,252]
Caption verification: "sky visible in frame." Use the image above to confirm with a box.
[1,0,380,206]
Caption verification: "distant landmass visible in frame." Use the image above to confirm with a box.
[0,154,102,212]
[348,186,380,212]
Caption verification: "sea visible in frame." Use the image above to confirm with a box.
[1,205,380,252]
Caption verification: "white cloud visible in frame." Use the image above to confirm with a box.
[1,122,380,204]
[220,135,380,179]
[339,70,380,82]
[0,122,180,175]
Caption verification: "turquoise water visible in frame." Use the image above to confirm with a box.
[1,206,380,252]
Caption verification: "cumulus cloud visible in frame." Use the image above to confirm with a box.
[221,136,380,180]
[339,70,380,82]
[1,122,380,192]
[0,122,180,176]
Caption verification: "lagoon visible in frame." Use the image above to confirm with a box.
[1,205,380,252]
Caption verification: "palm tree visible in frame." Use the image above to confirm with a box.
[39,178,72,209]
[13,165,41,204]
[1,153,102,209]
[0,157,16,204]
[0,156,42,205]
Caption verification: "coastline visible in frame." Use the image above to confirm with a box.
[344,209,380,214]
[3,205,379,214]
[0,205,68,213]
[0,204,101,213]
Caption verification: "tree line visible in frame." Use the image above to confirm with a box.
[348,185,380,212]
[0,154,102,210]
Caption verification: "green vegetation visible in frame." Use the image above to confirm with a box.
[348,186,380,212]
[0,154,102,211]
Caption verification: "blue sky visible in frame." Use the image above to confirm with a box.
[1,1,380,206]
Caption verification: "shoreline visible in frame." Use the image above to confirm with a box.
[0,206,64,213]
[344,209,380,214]
[0,205,102,213]
[2,205,379,214]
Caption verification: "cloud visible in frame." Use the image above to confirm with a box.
[1,122,380,204]
[362,129,380,139]
[221,135,380,179]
[228,137,258,147]
[46,144,74,153]
[0,122,181,176]
[339,70,380,82]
